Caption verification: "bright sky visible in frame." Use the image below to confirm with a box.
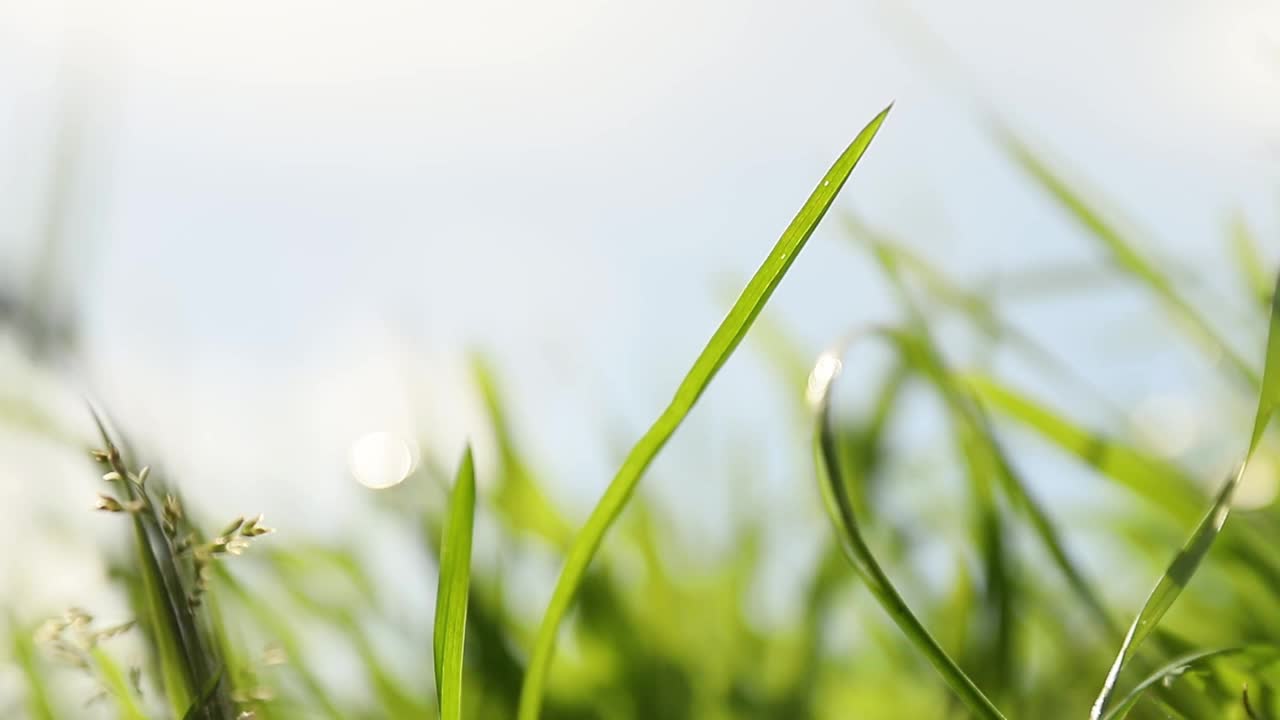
[0,0,1277,618]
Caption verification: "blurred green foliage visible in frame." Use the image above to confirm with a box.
[3,114,1280,720]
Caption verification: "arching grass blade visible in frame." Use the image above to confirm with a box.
[1099,646,1272,720]
[999,130,1260,388]
[808,331,1008,720]
[516,104,892,720]
[1091,272,1280,719]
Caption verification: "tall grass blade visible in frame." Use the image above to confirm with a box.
[516,104,892,720]
[1090,272,1280,719]
[808,332,1007,720]
[435,446,476,720]
[999,131,1260,387]
[88,410,232,720]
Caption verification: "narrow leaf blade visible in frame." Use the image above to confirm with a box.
[434,446,476,720]
[1091,271,1280,718]
[807,332,1007,720]
[516,104,892,720]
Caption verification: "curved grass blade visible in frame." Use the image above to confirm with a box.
[1090,272,1280,719]
[435,446,476,720]
[998,130,1260,388]
[516,104,892,720]
[1099,646,1265,720]
[808,332,1007,720]
[851,226,1117,638]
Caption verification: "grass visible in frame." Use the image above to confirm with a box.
[517,102,892,720]
[4,104,1280,719]
[434,447,476,720]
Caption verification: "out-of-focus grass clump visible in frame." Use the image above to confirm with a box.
[4,105,1280,720]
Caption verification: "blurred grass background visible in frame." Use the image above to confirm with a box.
[2,1,1279,718]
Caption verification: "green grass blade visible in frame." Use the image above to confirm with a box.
[851,226,1116,638]
[1090,271,1280,719]
[1089,465,1242,719]
[1099,646,1263,720]
[435,446,476,720]
[181,669,224,720]
[88,411,237,720]
[470,354,573,546]
[516,104,892,720]
[808,335,1007,720]
[964,374,1205,522]
[213,564,345,720]
[10,617,57,720]
[844,215,1123,418]
[90,647,149,720]
[1230,215,1273,311]
[89,411,198,717]
[999,130,1260,388]
[1248,273,1280,454]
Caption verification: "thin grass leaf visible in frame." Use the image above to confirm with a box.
[348,624,434,719]
[90,647,148,720]
[1231,215,1273,311]
[435,446,476,720]
[1091,272,1280,719]
[808,332,1007,720]
[213,564,345,720]
[89,409,201,717]
[1248,274,1280,455]
[853,227,1117,639]
[470,354,573,547]
[515,104,892,720]
[180,669,224,720]
[844,215,1123,419]
[259,552,431,717]
[10,617,57,720]
[999,130,1260,388]
[964,375,1205,521]
[968,372,1280,599]
[1099,646,1261,720]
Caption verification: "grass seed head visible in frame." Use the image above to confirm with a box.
[95,494,124,512]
